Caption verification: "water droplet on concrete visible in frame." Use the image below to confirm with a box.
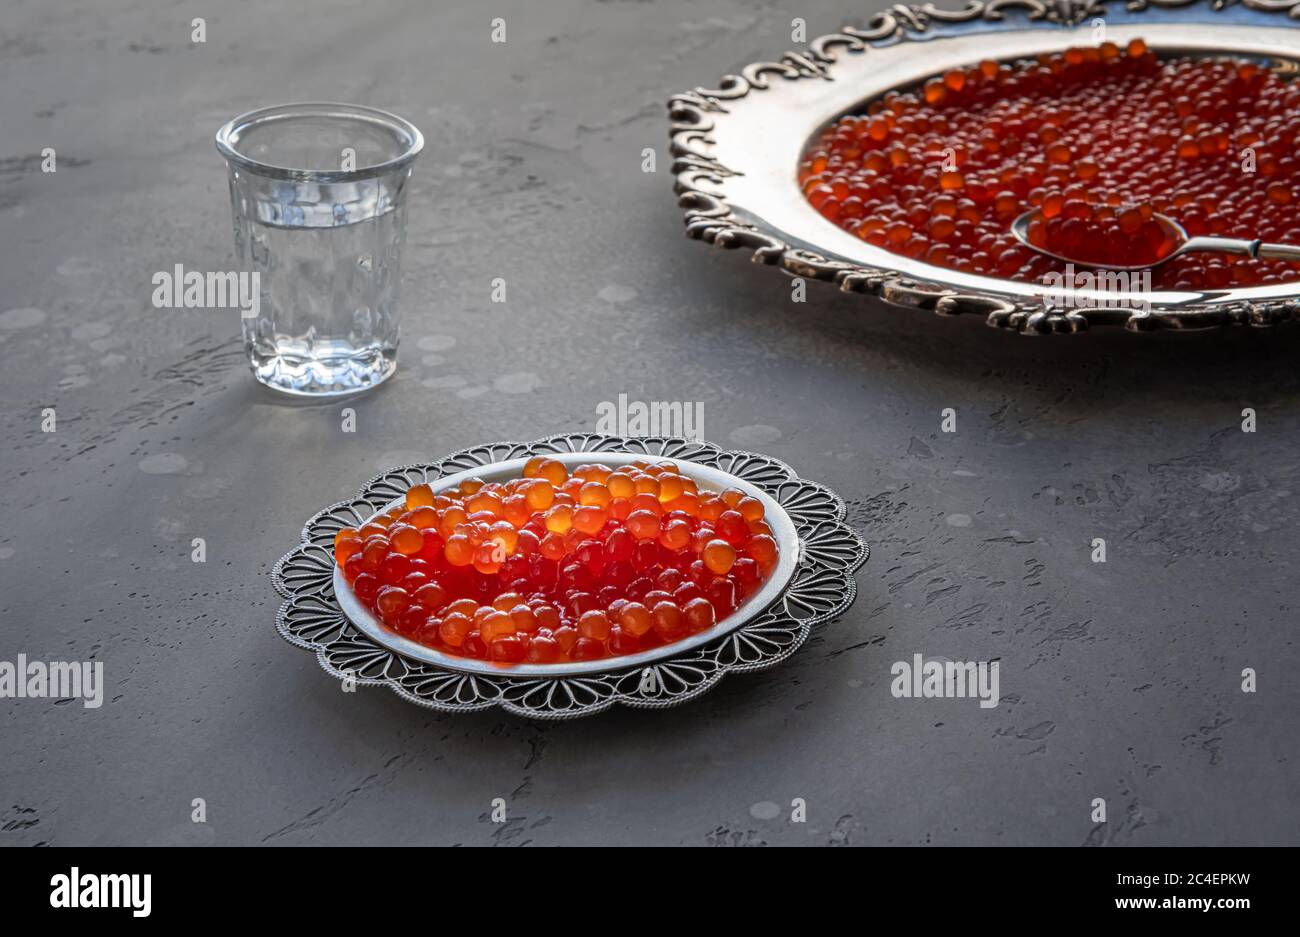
[750,801,781,821]
[729,424,782,447]
[598,284,638,303]
[0,307,46,329]
[418,334,456,351]
[494,371,541,394]
[139,453,188,475]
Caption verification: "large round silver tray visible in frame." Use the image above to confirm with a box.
[272,434,868,719]
[669,0,1300,334]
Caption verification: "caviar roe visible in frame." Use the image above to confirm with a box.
[333,460,780,665]
[1023,201,1183,268]
[798,39,1300,289]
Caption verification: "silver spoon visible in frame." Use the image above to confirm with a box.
[1011,209,1300,272]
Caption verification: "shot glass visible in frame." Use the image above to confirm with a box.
[215,103,423,396]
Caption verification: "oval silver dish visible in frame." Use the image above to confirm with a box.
[272,434,868,718]
[669,0,1300,334]
[332,452,800,677]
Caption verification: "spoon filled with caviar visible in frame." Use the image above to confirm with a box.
[1012,206,1300,273]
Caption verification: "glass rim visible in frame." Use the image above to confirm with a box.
[214,102,424,182]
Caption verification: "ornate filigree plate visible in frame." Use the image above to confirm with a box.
[272,434,869,719]
[669,0,1300,334]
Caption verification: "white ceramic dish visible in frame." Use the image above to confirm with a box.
[332,452,800,677]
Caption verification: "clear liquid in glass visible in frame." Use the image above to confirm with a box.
[235,178,405,396]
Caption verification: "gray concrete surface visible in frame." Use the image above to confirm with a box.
[1,0,1297,846]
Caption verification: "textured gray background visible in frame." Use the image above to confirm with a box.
[1,0,1296,846]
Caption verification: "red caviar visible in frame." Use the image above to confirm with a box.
[333,460,779,665]
[799,39,1300,289]
[1023,202,1184,268]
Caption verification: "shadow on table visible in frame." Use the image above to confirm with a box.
[708,259,1300,412]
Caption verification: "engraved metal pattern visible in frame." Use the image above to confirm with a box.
[272,434,869,720]
[669,0,1300,334]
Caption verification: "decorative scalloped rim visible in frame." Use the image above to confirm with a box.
[668,0,1300,334]
[272,434,869,720]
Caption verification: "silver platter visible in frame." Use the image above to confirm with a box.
[272,434,869,719]
[669,0,1300,334]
